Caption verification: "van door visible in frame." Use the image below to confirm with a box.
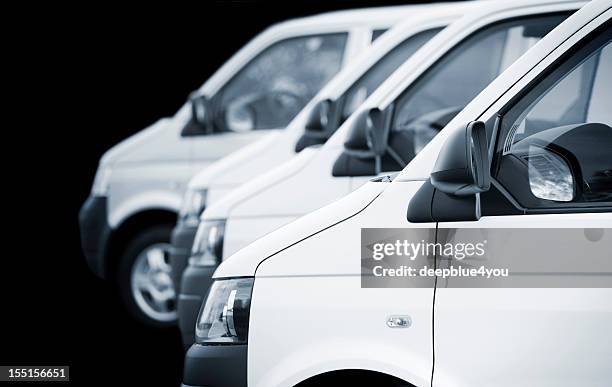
[188,32,349,172]
[432,24,612,387]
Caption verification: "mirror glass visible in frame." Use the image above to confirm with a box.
[191,95,208,125]
[193,100,207,124]
[318,100,330,128]
[527,145,574,202]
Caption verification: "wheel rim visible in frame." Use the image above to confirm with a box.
[130,243,177,322]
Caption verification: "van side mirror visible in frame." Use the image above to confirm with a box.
[365,107,392,173]
[407,121,490,223]
[306,99,331,133]
[182,94,212,136]
[431,120,490,195]
[343,108,372,153]
[295,99,334,152]
[332,107,391,177]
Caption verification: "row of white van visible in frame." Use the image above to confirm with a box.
[80,0,612,386]
[79,2,439,325]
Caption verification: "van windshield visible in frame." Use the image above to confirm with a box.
[296,27,444,152]
[339,27,443,123]
[385,13,569,168]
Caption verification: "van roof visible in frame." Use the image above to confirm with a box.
[271,2,471,30]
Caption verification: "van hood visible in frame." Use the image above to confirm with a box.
[187,131,284,190]
[187,105,311,191]
[202,146,319,220]
[100,106,190,167]
[213,180,384,278]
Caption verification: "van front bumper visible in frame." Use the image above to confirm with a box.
[182,344,247,387]
[178,264,217,347]
[78,195,111,279]
[170,221,199,292]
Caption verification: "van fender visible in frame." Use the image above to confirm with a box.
[109,190,181,229]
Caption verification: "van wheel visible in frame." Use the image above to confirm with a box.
[117,225,177,327]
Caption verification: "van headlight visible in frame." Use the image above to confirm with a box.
[91,166,112,197]
[189,220,225,266]
[195,278,254,344]
[179,189,208,226]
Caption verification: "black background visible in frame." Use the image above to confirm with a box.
[4,1,443,386]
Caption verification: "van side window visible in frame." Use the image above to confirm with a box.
[387,14,568,168]
[216,33,348,133]
[340,28,443,123]
[494,26,612,209]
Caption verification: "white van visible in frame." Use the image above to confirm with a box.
[78,6,427,326]
[173,2,476,345]
[180,0,580,346]
[183,1,611,386]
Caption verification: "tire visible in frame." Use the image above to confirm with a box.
[116,225,177,327]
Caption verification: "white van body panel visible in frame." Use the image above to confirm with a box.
[214,180,385,278]
[222,145,346,257]
[231,147,347,215]
[108,168,187,228]
[204,146,321,219]
[248,180,434,387]
[187,118,306,199]
[249,279,432,387]
[100,115,183,167]
[433,213,612,387]
[249,187,612,387]
[219,143,374,258]
[202,106,358,221]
